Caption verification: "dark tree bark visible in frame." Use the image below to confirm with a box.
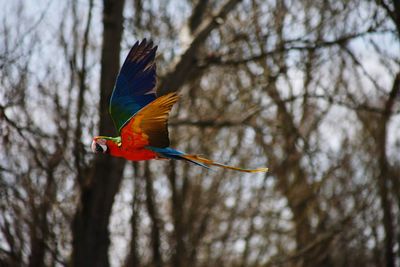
[71,0,126,266]
[144,163,163,267]
[159,0,242,95]
[376,73,400,267]
[168,160,187,267]
[377,2,400,265]
[28,169,55,267]
[124,164,141,267]
[189,0,209,33]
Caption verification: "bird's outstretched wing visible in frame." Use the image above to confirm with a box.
[109,39,157,132]
[121,93,179,149]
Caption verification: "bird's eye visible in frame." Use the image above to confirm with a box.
[95,143,104,153]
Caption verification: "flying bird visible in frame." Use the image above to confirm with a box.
[91,39,268,173]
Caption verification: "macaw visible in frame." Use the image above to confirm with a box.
[91,39,268,173]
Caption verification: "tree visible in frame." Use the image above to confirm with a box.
[71,0,126,266]
[0,0,399,266]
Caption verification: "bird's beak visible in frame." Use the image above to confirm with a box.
[91,140,107,153]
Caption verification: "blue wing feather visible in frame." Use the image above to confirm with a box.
[109,39,158,132]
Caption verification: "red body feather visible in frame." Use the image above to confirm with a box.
[105,116,158,161]
[106,139,157,161]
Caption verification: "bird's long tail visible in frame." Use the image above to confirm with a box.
[147,147,268,173]
[181,154,268,173]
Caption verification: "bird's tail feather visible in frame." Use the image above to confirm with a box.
[147,147,268,173]
[147,147,211,170]
[180,154,268,173]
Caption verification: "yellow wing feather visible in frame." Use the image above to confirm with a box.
[130,93,179,148]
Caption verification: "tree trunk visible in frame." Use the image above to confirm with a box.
[144,163,163,267]
[124,164,141,267]
[376,73,400,267]
[71,0,126,266]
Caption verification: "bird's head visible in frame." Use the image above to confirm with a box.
[91,137,108,154]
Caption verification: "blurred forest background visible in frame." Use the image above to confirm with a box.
[1,0,399,266]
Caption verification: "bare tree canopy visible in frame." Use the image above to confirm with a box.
[0,0,399,267]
